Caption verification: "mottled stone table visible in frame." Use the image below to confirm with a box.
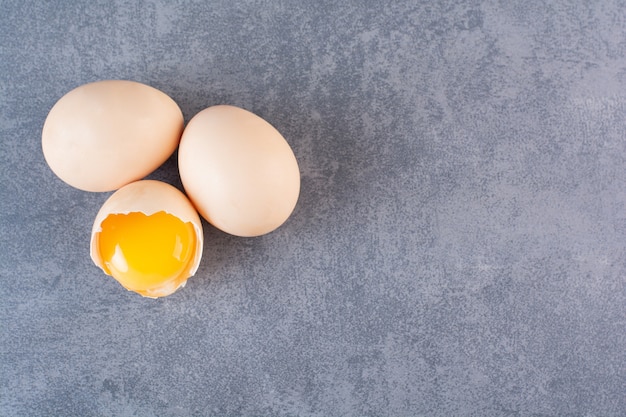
[1,1,625,416]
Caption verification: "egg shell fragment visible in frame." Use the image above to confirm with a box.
[42,80,184,192]
[90,180,204,298]
[178,105,300,237]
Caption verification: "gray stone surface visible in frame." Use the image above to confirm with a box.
[1,0,625,415]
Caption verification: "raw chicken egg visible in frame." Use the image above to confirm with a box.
[42,80,184,192]
[178,105,300,237]
[90,180,203,298]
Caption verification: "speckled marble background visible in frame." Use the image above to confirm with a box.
[1,1,625,416]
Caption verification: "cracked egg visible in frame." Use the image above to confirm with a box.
[90,180,203,298]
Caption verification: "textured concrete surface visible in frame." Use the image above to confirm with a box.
[1,1,625,416]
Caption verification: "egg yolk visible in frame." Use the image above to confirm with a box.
[97,211,196,296]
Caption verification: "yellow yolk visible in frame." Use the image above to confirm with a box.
[97,211,196,296]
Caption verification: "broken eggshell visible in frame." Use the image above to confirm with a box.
[90,180,204,298]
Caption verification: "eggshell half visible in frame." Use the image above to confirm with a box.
[178,105,300,237]
[42,80,184,192]
[90,180,204,298]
